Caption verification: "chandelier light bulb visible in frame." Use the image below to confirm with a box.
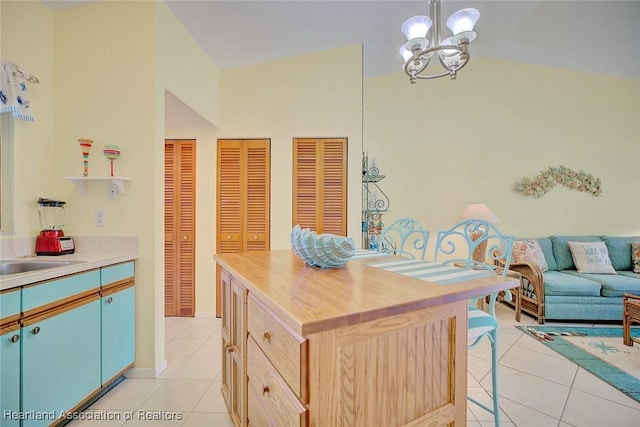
[446,8,480,35]
[401,15,432,41]
[438,37,459,56]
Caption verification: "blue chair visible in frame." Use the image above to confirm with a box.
[378,217,430,260]
[433,219,515,427]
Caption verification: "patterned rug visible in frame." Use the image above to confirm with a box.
[516,326,640,403]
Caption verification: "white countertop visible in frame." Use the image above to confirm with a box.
[0,236,138,291]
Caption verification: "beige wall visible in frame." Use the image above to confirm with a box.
[364,59,640,241]
[219,44,364,248]
[2,0,221,374]
[1,1,56,237]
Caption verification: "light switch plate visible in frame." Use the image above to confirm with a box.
[95,209,105,226]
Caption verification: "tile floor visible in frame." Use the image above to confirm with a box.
[70,303,640,426]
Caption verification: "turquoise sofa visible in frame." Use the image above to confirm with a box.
[507,235,640,324]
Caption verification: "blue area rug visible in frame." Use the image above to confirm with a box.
[516,326,640,403]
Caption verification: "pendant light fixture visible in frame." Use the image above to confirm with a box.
[400,0,480,83]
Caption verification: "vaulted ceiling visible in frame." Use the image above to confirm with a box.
[163,0,640,80]
[40,1,640,127]
[43,1,640,79]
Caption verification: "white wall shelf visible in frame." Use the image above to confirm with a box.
[63,176,131,195]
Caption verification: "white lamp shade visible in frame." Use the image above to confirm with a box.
[446,8,480,35]
[399,46,413,62]
[401,15,432,41]
[458,203,501,224]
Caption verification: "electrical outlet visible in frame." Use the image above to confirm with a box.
[108,183,119,200]
[95,209,105,226]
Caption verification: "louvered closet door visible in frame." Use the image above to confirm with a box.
[165,140,196,317]
[217,141,242,253]
[216,139,270,317]
[293,138,347,235]
[245,140,270,251]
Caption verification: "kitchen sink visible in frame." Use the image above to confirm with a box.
[0,260,84,275]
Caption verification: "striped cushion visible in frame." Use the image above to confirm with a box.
[468,307,498,341]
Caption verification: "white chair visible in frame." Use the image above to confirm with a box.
[434,219,515,427]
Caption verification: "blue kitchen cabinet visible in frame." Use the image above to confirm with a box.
[22,299,101,427]
[21,270,101,427]
[1,326,21,427]
[101,286,135,384]
[0,287,21,427]
[101,261,135,385]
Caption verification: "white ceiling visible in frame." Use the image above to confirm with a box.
[40,0,640,127]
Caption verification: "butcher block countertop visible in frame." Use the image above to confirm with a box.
[214,249,518,336]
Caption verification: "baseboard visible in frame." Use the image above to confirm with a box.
[126,359,168,379]
[195,310,217,318]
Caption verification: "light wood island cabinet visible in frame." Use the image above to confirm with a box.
[215,250,517,427]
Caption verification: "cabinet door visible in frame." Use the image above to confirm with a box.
[102,286,135,384]
[221,272,247,427]
[0,325,21,427]
[22,299,101,427]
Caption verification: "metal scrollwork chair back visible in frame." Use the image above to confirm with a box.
[378,217,430,260]
[434,219,515,427]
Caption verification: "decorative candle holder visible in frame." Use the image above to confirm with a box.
[78,138,94,177]
[103,144,121,177]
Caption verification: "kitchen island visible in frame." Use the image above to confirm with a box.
[215,249,518,427]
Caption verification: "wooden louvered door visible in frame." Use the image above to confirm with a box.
[216,139,270,317]
[293,138,347,234]
[165,139,196,317]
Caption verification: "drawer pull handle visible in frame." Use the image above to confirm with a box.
[225,343,234,353]
[31,326,41,335]
[253,235,258,240]
[262,385,270,395]
[262,331,271,341]
[107,297,114,304]
[10,334,20,343]
[227,235,231,240]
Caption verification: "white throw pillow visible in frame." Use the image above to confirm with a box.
[568,241,616,274]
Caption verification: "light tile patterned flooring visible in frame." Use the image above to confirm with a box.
[70,303,640,426]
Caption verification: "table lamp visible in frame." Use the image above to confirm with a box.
[458,203,501,262]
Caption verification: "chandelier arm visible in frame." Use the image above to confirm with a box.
[404,44,465,80]
[439,53,470,73]
[414,69,457,80]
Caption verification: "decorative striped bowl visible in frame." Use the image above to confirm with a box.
[290,225,355,268]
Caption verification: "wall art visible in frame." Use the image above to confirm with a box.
[514,165,602,198]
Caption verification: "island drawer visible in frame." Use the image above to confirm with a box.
[247,294,308,401]
[247,337,307,427]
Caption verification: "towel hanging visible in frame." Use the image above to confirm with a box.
[0,59,36,121]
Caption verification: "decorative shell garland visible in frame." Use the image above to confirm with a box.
[514,165,602,198]
[290,225,356,268]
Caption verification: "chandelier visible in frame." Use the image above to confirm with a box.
[400,0,480,83]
